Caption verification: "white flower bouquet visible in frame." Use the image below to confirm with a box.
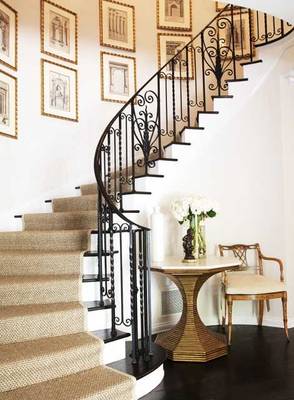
[171,196,219,260]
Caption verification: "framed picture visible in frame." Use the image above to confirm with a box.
[215,2,238,12]
[157,0,192,31]
[41,0,78,64]
[0,0,17,70]
[101,51,136,103]
[158,33,193,79]
[41,59,78,121]
[219,11,254,59]
[99,0,135,52]
[0,70,17,139]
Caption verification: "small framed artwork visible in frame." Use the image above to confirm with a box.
[0,70,17,139]
[158,33,193,79]
[41,59,78,122]
[157,0,192,32]
[215,2,238,12]
[219,11,254,59]
[100,0,135,52]
[0,0,17,70]
[41,0,78,64]
[101,51,136,103]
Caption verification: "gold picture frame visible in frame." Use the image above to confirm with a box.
[158,32,194,79]
[0,69,17,139]
[101,51,137,104]
[0,0,18,70]
[157,0,192,32]
[99,0,136,52]
[41,0,78,64]
[218,10,255,60]
[41,59,78,122]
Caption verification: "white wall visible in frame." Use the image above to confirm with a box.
[0,0,216,230]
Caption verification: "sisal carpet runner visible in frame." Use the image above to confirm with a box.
[0,184,135,400]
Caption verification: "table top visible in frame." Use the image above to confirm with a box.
[152,256,240,275]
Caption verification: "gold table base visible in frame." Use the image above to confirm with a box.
[155,273,228,362]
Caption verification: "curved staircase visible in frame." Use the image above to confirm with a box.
[0,4,293,400]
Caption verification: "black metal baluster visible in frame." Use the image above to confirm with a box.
[97,187,104,307]
[230,6,237,79]
[171,59,176,141]
[200,32,206,114]
[131,101,136,191]
[130,228,139,363]
[119,228,124,325]
[186,46,191,127]
[118,115,123,205]
[264,13,268,43]
[157,73,162,158]
[249,9,254,62]
[109,210,117,337]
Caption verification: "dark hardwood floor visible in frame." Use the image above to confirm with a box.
[143,325,294,400]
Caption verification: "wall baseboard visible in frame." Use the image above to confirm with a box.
[153,315,294,333]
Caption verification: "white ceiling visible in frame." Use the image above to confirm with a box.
[218,0,294,24]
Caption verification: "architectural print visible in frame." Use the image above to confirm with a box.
[165,0,184,23]
[0,0,17,70]
[157,0,192,31]
[42,60,78,121]
[0,69,17,138]
[158,33,193,78]
[101,51,136,103]
[49,71,70,112]
[41,0,78,64]
[109,61,129,96]
[100,0,135,52]
[219,11,253,59]
[49,10,70,54]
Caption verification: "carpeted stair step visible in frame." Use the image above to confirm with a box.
[80,184,98,196]
[0,333,104,392]
[23,211,97,231]
[0,230,90,251]
[53,195,97,212]
[0,365,136,400]
[0,302,85,344]
[0,250,82,276]
[0,275,80,306]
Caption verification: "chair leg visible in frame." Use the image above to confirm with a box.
[258,300,264,326]
[227,297,233,346]
[222,296,227,329]
[282,293,290,341]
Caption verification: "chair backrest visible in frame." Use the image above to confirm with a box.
[219,243,263,275]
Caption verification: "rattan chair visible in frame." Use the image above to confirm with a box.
[219,243,289,345]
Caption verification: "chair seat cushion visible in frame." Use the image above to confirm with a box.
[226,272,286,295]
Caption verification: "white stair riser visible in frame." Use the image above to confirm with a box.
[227,80,250,97]
[198,113,220,127]
[181,129,205,143]
[86,309,111,331]
[212,98,234,114]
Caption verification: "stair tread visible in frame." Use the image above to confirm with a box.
[0,230,90,251]
[0,302,83,319]
[0,332,103,364]
[0,275,80,284]
[0,365,135,400]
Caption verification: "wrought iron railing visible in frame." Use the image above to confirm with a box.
[94,5,293,363]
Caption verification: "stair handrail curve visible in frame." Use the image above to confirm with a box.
[93,4,293,364]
